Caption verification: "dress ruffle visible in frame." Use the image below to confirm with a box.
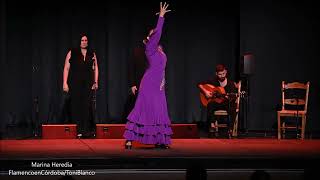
[123,121,172,145]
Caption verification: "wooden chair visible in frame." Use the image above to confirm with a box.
[211,81,242,138]
[277,81,310,140]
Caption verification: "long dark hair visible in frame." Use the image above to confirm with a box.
[77,33,95,58]
[78,33,89,49]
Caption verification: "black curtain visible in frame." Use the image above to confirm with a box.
[240,0,320,132]
[1,0,319,138]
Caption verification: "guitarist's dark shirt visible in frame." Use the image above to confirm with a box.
[198,78,239,130]
[198,77,238,102]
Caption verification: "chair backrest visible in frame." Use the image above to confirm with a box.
[281,81,310,111]
[235,81,242,111]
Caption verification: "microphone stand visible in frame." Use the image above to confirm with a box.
[92,58,97,137]
[294,95,300,139]
[227,95,232,138]
[32,64,40,138]
[241,75,249,136]
[33,97,39,137]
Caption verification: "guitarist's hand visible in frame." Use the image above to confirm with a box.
[205,91,213,98]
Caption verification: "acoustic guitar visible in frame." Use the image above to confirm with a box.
[200,84,240,107]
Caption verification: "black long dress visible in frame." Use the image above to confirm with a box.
[68,48,95,135]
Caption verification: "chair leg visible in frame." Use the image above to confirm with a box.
[282,122,286,139]
[301,115,306,140]
[208,122,214,138]
[214,121,219,137]
[210,122,215,129]
[232,114,238,137]
[277,113,281,139]
[208,121,217,138]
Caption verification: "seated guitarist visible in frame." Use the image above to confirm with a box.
[198,64,237,137]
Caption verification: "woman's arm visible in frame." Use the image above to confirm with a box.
[63,50,71,92]
[92,52,99,90]
[146,2,171,54]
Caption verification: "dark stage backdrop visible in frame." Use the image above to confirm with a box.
[0,0,319,138]
[240,0,320,134]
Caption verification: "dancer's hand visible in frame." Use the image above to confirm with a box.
[131,86,138,95]
[156,2,171,17]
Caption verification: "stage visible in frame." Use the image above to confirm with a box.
[1,138,320,167]
[1,138,320,179]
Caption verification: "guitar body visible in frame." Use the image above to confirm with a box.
[200,84,226,107]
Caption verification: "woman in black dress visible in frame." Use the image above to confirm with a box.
[63,34,99,138]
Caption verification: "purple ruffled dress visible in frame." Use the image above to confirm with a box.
[123,16,172,145]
